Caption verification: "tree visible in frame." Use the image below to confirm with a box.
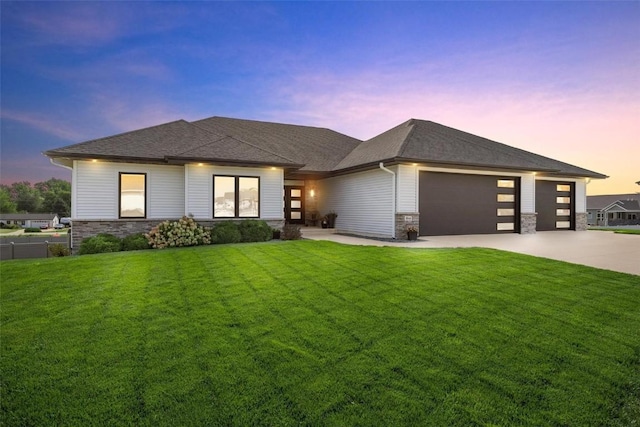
[8,182,42,213]
[0,186,17,213]
[2,179,71,216]
[36,178,71,217]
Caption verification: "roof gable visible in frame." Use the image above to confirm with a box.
[587,193,640,210]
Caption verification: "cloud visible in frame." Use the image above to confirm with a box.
[5,2,188,48]
[0,110,84,141]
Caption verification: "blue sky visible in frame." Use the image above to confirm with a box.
[1,1,638,194]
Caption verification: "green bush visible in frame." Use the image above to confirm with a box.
[0,223,21,230]
[281,224,302,240]
[146,216,211,249]
[48,244,71,257]
[122,233,151,251]
[24,227,41,233]
[238,220,272,243]
[79,234,122,255]
[211,221,241,244]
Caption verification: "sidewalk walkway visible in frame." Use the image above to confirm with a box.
[301,228,640,276]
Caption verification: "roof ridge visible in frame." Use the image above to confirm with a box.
[198,116,340,134]
[397,119,419,158]
[187,121,299,164]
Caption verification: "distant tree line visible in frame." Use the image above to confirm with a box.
[0,178,71,217]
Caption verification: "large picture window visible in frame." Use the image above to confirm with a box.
[120,173,146,218]
[214,175,259,218]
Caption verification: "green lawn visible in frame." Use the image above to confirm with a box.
[590,227,640,235]
[2,241,639,426]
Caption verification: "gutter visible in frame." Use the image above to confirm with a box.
[49,157,73,171]
[379,162,396,239]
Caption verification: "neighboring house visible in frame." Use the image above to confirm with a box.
[44,117,607,249]
[586,193,640,226]
[0,213,60,229]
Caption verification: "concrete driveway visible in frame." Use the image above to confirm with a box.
[302,229,640,276]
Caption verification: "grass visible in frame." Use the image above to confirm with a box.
[2,241,639,426]
[590,227,640,235]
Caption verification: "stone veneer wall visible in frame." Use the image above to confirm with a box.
[575,213,587,231]
[71,218,284,254]
[520,213,537,234]
[395,213,420,240]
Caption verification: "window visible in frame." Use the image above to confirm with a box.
[120,173,146,218]
[556,209,571,216]
[497,194,515,202]
[214,175,259,218]
[497,223,515,231]
[497,208,515,216]
[556,184,571,192]
[497,179,515,188]
[556,221,571,229]
[556,197,571,204]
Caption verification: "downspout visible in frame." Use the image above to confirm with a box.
[379,162,396,239]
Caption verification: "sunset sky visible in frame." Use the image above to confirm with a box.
[1,1,638,195]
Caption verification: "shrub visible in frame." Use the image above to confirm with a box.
[238,220,272,243]
[0,223,21,230]
[272,228,281,240]
[79,234,122,255]
[24,227,41,233]
[122,233,151,251]
[281,224,302,240]
[146,216,211,249]
[211,221,242,244]
[48,244,71,257]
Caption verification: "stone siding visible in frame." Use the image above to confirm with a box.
[71,218,284,254]
[395,213,420,240]
[575,213,588,231]
[520,213,537,234]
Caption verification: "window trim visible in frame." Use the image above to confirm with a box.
[119,172,147,219]
[213,175,260,218]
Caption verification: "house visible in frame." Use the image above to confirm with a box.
[586,193,640,226]
[44,117,606,249]
[0,213,60,229]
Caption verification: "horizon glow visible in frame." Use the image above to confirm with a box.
[1,1,638,195]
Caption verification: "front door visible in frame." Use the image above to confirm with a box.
[285,186,305,224]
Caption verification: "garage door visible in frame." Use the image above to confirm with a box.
[535,181,575,231]
[419,172,519,236]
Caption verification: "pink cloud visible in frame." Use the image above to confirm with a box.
[264,63,639,195]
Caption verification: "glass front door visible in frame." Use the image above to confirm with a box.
[284,186,305,224]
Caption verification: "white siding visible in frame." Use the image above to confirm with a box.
[185,164,212,218]
[186,164,284,220]
[317,169,394,238]
[74,161,184,219]
[521,174,536,213]
[575,179,587,213]
[396,164,418,212]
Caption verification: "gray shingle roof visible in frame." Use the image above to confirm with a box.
[335,119,606,178]
[192,117,362,171]
[44,120,302,167]
[45,116,606,179]
[587,193,640,210]
[0,213,58,220]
